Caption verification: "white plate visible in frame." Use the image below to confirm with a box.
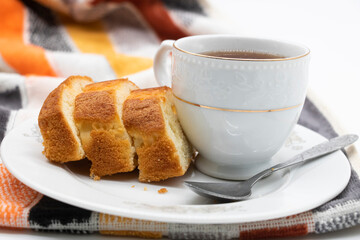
[1,118,351,224]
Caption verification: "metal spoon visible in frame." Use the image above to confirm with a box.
[185,134,358,202]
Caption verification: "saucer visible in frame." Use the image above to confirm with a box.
[0,117,351,224]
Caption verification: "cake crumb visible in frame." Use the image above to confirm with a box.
[144,187,148,191]
[131,185,135,188]
[91,174,100,181]
[158,188,168,194]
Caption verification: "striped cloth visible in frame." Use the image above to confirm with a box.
[0,0,360,239]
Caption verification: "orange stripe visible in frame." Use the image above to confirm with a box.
[100,231,162,238]
[0,0,24,41]
[0,0,56,76]
[0,39,56,76]
[0,164,40,227]
[91,0,188,40]
[240,224,309,240]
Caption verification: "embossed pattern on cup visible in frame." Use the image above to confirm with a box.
[171,48,309,110]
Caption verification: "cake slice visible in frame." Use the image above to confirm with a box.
[38,75,93,162]
[74,79,139,179]
[122,86,194,182]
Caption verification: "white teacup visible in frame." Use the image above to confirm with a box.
[154,35,310,180]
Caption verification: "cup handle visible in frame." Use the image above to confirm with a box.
[154,40,174,87]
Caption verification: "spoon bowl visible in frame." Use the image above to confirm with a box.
[184,181,251,202]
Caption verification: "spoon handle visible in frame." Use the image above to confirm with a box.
[247,134,358,186]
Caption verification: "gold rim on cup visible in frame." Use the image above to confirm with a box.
[173,94,302,113]
[173,43,310,62]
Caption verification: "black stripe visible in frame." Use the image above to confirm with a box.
[33,229,93,234]
[29,196,93,230]
[298,98,338,139]
[161,0,205,15]
[20,0,73,52]
[0,107,11,143]
[0,86,22,110]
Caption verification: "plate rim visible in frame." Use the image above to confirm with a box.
[1,118,352,224]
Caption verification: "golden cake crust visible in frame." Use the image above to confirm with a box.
[122,97,165,134]
[38,75,93,162]
[85,130,134,177]
[74,91,116,123]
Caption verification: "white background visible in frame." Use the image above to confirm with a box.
[210,0,360,140]
[1,0,360,239]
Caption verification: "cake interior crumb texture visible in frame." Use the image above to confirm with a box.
[39,76,93,162]
[115,83,137,163]
[162,91,193,172]
[62,79,88,158]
